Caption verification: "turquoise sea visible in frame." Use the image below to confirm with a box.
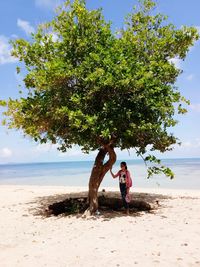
[0,158,200,190]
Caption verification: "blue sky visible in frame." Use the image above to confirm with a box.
[0,0,200,164]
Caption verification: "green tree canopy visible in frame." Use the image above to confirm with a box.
[1,0,199,213]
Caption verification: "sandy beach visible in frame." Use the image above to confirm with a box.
[0,185,200,267]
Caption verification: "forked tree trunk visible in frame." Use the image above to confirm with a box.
[88,145,116,214]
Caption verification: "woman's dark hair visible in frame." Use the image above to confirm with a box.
[120,161,127,170]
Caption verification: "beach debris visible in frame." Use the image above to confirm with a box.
[95,210,101,216]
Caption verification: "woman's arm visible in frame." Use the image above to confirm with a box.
[126,170,132,188]
[110,169,120,178]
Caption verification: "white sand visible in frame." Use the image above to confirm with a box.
[0,185,200,267]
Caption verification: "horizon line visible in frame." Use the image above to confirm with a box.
[1,157,200,166]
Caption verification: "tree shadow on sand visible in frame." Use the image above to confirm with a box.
[28,190,172,220]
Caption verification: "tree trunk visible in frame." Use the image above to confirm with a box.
[88,145,116,214]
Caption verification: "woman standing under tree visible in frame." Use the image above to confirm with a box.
[110,162,132,215]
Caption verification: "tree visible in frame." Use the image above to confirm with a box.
[1,0,199,213]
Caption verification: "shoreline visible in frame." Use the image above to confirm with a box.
[0,185,200,266]
[1,156,200,165]
[1,183,200,196]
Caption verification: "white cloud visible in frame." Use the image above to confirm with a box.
[32,144,96,161]
[190,103,200,112]
[35,0,61,9]
[195,26,200,34]
[168,57,181,68]
[181,139,200,148]
[51,33,59,42]
[58,146,96,158]
[0,147,13,158]
[33,143,57,153]
[17,19,35,36]
[0,35,17,65]
[11,34,18,39]
[186,74,194,81]
[181,141,193,148]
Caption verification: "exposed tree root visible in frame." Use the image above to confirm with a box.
[48,192,152,216]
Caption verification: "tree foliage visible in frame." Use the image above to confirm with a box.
[1,0,199,178]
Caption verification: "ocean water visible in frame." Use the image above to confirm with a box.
[0,158,200,190]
